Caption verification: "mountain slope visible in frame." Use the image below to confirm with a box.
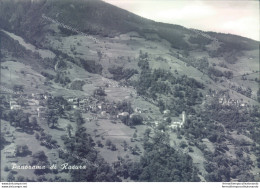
[0,0,258,50]
[0,0,259,182]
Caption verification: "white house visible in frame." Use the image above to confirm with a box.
[117,112,129,119]
[10,100,17,109]
[11,105,21,110]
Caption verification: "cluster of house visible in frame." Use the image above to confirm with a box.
[67,96,100,112]
[68,97,156,126]
[152,110,187,130]
[9,92,53,118]
[205,91,248,108]
[134,107,149,114]
[68,96,147,121]
[8,91,150,124]
[218,95,248,107]
[9,100,21,110]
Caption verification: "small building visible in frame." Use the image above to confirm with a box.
[10,101,22,110]
[89,102,98,112]
[68,98,79,109]
[101,111,107,116]
[153,121,159,126]
[20,94,28,98]
[170,121,182,129]
[240,103,247,107]
[68,98,78,104]
[117,112,129,119]
[79,101,86,109]
[10,100,17,109]
[32,93,44,100]
[4,150,16,158]
[27,99,40,106]
[10,105,21,110]
[43,93,52,100]
[163,109,170,115]
[37,107,47,118]
[135,107,142,113]
[100,111,109,119]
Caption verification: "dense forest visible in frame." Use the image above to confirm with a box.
[113,130,200,181]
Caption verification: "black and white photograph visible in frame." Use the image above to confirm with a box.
[0,0,259,186]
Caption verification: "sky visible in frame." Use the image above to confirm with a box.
[103,0,259,41]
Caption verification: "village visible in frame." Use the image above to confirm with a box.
[4,84,188,133]
[0,84,186,172]
[3,83,251,146]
